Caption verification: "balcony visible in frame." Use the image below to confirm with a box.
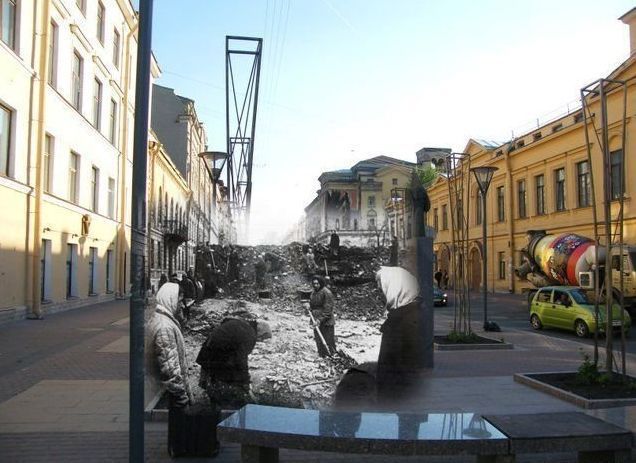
[162,219,188,245]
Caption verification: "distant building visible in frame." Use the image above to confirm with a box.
[304,156,416,246]
[151,84,220,269]
[427,9,636,293]
[147,131,191,292]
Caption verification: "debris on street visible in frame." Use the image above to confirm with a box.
[182,243,389,409]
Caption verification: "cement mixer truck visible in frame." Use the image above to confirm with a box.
[515,230,636,314]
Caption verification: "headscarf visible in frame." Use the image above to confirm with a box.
[312,274,326,290]
[156,282,180,316]
[375,266,420,310]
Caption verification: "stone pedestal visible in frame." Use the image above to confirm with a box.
[416,236,434,369]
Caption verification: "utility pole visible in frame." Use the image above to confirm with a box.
[129,0,153,461]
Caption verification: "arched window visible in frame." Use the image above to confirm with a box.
[164,192,168,224]
[158,187,163,226]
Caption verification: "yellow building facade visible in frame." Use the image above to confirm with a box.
[147,132,192,293]
[0,0,142,321]
[428,50,636,294]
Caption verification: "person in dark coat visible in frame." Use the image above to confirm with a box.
[158,273,168,289]
[227,246,240,282]
[179,268,197,320]
[375,266,422,400]
[196,317,258,409]
[389,235,399,266]
[434,270,443,288]
[306,275,336,357]
[443,270,449,289]
[254,254,267,289]
[329,231,340,258]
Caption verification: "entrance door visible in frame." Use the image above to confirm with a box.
[470,248,481,290]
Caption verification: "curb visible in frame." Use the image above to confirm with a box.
[514,372,636,409]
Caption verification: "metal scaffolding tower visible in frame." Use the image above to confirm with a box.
[225,36,263,239]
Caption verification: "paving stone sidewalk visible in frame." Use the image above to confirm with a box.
[1,298,636,462]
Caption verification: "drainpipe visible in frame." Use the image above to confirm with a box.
[504,146,515,293]
[29,0,51,319]
[116,18,139,296]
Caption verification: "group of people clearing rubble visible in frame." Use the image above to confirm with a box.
[149,244,424,457]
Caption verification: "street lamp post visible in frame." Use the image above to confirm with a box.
[198,151,228,208]
[471,166,498,331]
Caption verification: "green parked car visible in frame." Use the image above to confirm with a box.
[529,286,631,338]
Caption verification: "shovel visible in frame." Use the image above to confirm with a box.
[305,305,332,357]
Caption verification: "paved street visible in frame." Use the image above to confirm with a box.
[1,296,636,462]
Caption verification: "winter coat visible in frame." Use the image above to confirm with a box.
[310,285,335,326]
[148,283,191,406]
[196,318,257,385]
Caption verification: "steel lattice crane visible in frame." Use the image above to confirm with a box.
[225,36,263,236]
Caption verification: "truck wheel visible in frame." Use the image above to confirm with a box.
[530,314,542,330]
[575,320,589,338]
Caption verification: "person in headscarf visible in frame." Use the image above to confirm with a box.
[375,266,421,399]
[304,247,318,274]
[307,275,336,357]
[196,315,259,409]
[148,282,192,408]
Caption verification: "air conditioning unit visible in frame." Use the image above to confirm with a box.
[579,271,594,289]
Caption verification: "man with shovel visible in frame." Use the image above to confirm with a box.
[305,275,336,357]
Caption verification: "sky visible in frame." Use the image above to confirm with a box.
[150,0,635,244]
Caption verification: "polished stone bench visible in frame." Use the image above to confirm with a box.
[484,412,633,463]
[217,404,510,462]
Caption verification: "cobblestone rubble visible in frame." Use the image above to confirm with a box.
[183,243,389,408]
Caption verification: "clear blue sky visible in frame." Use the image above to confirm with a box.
[150,0,634,244]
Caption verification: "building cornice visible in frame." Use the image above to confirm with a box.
[70,24,92,54]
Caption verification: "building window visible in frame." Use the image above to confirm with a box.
[535,174,545,215]
[577,160,591,207]
[610,149,624,200]
[368,195,375,208]
[72,51,83,111]
[48,21,58,86]
[106,249,113,292]
[96,1,105,44]
[89,247,98,295]
[0,0,16,50]
[392,178,398,186]
[107,177,115,218]
[76,0,85,15]
[113,28,120,68]
[496,186,505,222]
[1,103,11,176]
[442,204,448,230]
[498,252,506,280]
[432,208,438,231]
[69,152,79,204]
[93,78,102,129]
[109,99,118,145]
[43,134,54,193]
[90,166,99,212]
[555,167,566,211]
[475,191,483,225]
[517,179,527,218]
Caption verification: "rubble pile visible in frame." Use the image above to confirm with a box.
[183,299,367,409]
[182,242,388,409]
[208,242,389,320]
